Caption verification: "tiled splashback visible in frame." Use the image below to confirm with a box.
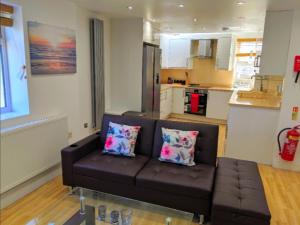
[161,58,234,87]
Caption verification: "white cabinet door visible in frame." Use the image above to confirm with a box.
[172,88,185,114]
[160,88,173,119]
[206,90,233,120]
[160,36,170,68]
[168,39,191,68]
[166,88,173,116]
[216,37,232,70]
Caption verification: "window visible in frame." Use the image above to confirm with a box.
[234,38,263,89]
[0,27,12,113]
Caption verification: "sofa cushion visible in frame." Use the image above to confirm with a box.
[136,159,215,199]
[152,120,219,166]
[211,157,271,225]
[101,114,156,157]
[73,151,149,185]
[159,128,199,166]
[103,122,141,157]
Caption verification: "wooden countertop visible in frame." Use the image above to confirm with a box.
[161,84,234,92]
[229,91,282,110]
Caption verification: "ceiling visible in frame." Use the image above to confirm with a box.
[70,0,300,33]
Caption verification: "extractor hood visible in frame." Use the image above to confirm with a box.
[191,39,212,58]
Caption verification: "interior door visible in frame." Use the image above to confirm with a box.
[142,45,155,116]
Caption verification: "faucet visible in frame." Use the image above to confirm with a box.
[251,75,267,92]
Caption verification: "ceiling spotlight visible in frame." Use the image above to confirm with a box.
[193,18,198,22]
[178,4,184,8]
[236,1,246,5]
[127,6,133,10]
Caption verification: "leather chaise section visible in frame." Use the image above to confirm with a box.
[211,157,271,225]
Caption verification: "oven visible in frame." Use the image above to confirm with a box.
[184,88,208,116]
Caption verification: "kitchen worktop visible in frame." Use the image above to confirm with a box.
[229,90,282,110]
[161,84,234,92]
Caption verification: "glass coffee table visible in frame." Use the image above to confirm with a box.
[26,187,194,225]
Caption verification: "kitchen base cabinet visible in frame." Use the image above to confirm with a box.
[160,87,173,119]
[206,90,233,120]
[172,88,185,114]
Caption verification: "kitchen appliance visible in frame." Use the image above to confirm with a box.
[142,43,161,119]
[184,88,208,116]
[191,39,212,58]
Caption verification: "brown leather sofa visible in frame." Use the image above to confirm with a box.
[61,114,219,222]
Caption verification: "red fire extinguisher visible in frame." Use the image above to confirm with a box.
[277,125,300,161]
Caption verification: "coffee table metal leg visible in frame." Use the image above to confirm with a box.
[165,217,172,225]
[79,188,86,215]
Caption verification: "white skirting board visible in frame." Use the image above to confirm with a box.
[0,115,68,195]
[0,164,61,209]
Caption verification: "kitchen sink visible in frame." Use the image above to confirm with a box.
[237,90,273,99]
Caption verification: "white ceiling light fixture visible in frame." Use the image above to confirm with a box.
[178,4,184,8]
[193,18,198,22]
[127,5,133,10]
[236,1,246,6]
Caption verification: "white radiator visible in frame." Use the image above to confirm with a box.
[0,115,68,194]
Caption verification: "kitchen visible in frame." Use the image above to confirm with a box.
[159,34,237,122]
[156,19,287,165]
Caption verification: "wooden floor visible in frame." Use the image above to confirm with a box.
[1,116,300,225]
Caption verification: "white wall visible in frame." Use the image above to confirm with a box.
[260,11,294,76]
[109,18,143,112]
[1,0,111,143]
[273,10,300,171]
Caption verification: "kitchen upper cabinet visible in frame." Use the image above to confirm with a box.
[160,87,173,119]
[216,37,233,71]
[206,90,233,120]
[168,39,191,68]
[160,38,191,68]
[172,87,185,114]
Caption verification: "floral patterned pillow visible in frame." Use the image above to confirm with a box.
[159,128,199,166]
[103,122,141,157]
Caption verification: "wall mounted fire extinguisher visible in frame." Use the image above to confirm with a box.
[294,56,300,83]
[277,125,300,161]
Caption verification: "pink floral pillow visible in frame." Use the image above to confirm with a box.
[159,128,199,166]
[103,122,141,157]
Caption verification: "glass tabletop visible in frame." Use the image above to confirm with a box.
[26,187,194,225]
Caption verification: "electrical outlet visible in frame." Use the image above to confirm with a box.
[68,132,73,139]
[84,123,88,128]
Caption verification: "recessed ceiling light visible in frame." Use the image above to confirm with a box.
[236,1,246,5]
[178,4,184,8]
[127,6,133,10]
[193,18,198,22]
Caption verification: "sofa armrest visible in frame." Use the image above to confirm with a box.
[61,132,101,186]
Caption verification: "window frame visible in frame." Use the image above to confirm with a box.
[0,27,12,113]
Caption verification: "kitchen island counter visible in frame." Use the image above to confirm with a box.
[229,90,282,110]
[161,84,234,92]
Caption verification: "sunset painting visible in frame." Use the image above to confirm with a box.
[28,21,76,74]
